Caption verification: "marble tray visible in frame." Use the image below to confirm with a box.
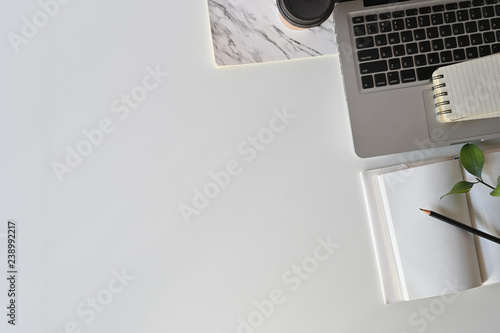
[207,0,338,67]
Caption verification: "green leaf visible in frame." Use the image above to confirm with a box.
[490,176,500,197]
[441,181,476,199]
[460,143,484,179]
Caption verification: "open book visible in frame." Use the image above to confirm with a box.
[362,150,500,303]
[432,54,500,122]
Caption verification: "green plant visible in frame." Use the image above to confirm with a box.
[441,143,500,199]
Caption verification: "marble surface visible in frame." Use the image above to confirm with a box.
[207,0,338,66]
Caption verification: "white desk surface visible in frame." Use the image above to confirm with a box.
[1,1,500,332]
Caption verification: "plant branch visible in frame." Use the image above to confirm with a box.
[476,177,496,190]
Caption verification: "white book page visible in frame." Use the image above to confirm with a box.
[379,160,482,300]
[463,151,500,284]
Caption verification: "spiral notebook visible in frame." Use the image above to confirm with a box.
[432,54,500,123]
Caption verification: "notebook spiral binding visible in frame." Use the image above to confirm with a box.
[431,74,452,116]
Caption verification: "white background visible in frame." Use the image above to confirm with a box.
[1,0,500,332]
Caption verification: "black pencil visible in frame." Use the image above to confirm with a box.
[420,209,500,245]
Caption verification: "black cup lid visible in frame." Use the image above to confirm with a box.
[277,0,335,29]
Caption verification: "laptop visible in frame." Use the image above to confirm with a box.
[334,0,500,157]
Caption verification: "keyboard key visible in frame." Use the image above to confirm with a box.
[492,43,500,53]
[497,30,500,41]
[471,33,483,44]
[388,71,400,85]
[393,44,405,56]
[389,58,401,70]
[432,39,445,50]
[418,15,431,27]
[466,21,478,33]
[417,65,441,80]
[353,25,366,36]
[420,7,432,14]
[427,52,440,64]
[365,14,378,22]
[361,75,374,89]
[414,29,426,41]
[458,35,471,46]
[473,0,484,6]
[483,5,495,17]
[440,50,453,62]
[375,34,388,46]
[392,10,405,17]
[402,56,414,68]
[358,49,379,61]
[453,48,466,59]
[445,37,458,48]
[401,31,413,42]
[486,0,498,4]
[406,8,418,16]
[446,3,459,9]
[380,46,393,58]
[388,32,401,44]
[352,16,364,24]
[470,8,482,19]
[459,1,472,7]
[406,42,418,54]
[379,21,392,32]
[452,23,465,34]
[400,69,417,83]
[444,12,457,23]
[466,46,479,58]
[393,19,405,30]
[457,9,470,21]
[439,25,452,36]
[367,23,379,34]
[496,4,500,15]
[406,17,418,29]
[374,73,387,87]
[359,60,388,74]
[432,4,445,11]
[427,27,440,38]
[379,12,391,19]
[484,31,496,42]
[414,54,427,66]
[491,18,500,29]
[419,40,432,52]
[356,36,375,49]
[431,13,444,25]
[479,44,492,55]
[478,19,491,31]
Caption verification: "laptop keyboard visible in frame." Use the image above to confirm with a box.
[352,0,500,90]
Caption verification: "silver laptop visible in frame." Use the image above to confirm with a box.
[334,0,500,157]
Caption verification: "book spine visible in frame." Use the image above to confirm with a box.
[431,74,452,122]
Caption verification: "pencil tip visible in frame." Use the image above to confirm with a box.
[420,208,431,215]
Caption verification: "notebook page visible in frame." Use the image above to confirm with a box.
[443,54,500,121]
[463,151,500,284]
[379,160,482,300]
